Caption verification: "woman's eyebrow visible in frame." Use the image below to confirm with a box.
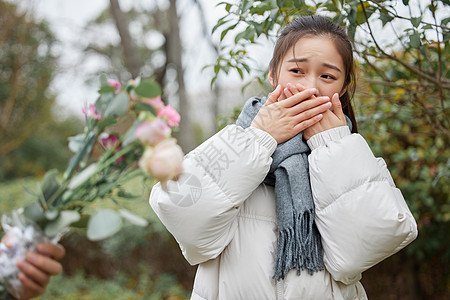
[287,58,342,73]
[323,63,342,73]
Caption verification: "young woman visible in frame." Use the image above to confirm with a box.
[149,15,416,299]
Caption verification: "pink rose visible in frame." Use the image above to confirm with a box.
[134,119,171,147]
[100,134,124,163]
[138,139,183,182]
[107,79,121,92]
[82,104,102,120]
[100,134,120,149]
[157,105,180,128]
[147,96,165,113]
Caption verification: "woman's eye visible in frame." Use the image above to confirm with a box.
[322,74,336,80]
[290,69,303,74]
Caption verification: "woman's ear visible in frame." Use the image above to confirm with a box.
[268,70,275,87]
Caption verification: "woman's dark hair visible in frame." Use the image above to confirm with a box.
[269,15,358,133]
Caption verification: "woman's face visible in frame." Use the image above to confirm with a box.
[269,35,347,100]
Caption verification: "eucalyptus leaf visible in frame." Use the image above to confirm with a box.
[118,209,148,227]
[134,79,162,98]
[44,210,59,221]
[68,163,98,190]
[98,85,115,94]
[41,170,61,203]
[23,203,46,223]
[45,211,80,237]
[104,91,129,117]
[67,134,85,153]
[87,209,123,241]
[133,101,156,114]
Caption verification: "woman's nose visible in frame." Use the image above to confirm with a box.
[299,77,319,96]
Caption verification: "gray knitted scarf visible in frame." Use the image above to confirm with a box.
[236,96,350,280]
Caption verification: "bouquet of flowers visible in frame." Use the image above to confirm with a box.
[0,74,184,295]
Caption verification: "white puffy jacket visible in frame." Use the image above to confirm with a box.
[150,124,416,300]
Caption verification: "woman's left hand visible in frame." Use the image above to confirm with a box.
[303,93,346,140]
[10,242,65,300]
[283,84,346,140]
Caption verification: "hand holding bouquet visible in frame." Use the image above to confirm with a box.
[0,75,183,295]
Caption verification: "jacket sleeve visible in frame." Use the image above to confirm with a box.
[149,124,277,265]
[307,126,418,285]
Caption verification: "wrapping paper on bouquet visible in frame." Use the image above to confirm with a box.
[0,210,61,295]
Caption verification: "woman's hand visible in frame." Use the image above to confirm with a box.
[302,93,346,140]
[7,242,65,300]
[282,84,346,140]
[250,84,331,144]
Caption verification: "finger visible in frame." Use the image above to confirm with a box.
[17,260,50,286]
[295,83,306,92]
[264,85,282,106]
[293,114,324,133]
[293,101,331,123]
[331,93,345,120]
[37,243,66,260]
[282,88,318,108]
[17,272,46,297]
[284,87,294,98]
[286,83,301,95]
[26,252,63,275]
[290,96,330,115]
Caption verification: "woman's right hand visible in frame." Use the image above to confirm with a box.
[250,84,331,144]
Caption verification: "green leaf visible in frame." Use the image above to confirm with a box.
[402,0,409,5]
[118,209,148,227]
[45,211,80,237]
[380,12,394,27]
[237,67,244,79]
[99,73,108,87]
[220,23,238,42]
[87,209,122,241]
[410,32,421,48]
[98,85,115,95]
[411,17,422,28]
[104,91,129,117]
[23,203,46,223]
[41,170,60,203]
[293,0,305,9]
[96,116,117,132]
[133,101,156,114]
[134,78,162,98]
[117,190,140,199]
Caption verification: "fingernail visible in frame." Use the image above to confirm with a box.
[324,102,332,108]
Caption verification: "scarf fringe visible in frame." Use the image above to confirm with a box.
[273,209,324,280]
